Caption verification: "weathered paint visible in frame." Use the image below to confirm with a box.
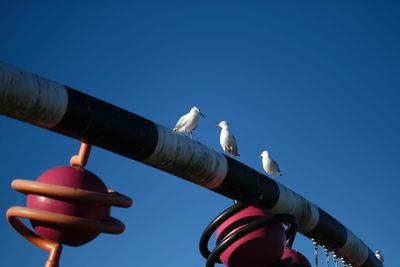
[270,183,319,233]
[309,208,348,251]
[338,229,369,266]
[53,88,158,161]
[143,125,228,189]
[0,62,68,128]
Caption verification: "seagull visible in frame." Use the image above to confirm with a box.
[260,150,282,177]
[173,106,205,138]
[216,120,239,158]
[375,250,384,263]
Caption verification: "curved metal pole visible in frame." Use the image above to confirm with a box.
[0,61,382,267]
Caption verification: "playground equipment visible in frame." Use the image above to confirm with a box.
[0,61,383,266]
[6,142,132,266]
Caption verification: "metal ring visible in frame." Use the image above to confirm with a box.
[7,178,132,251]
[199,202,298,267]
[11,179,132,207]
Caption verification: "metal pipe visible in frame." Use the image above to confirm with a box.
[0,61,382,267]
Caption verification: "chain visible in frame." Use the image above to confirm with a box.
[311,238,319,267]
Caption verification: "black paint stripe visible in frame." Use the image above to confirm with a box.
[53,87,158,160]
[214,156,280,209]
[308,208,347,250]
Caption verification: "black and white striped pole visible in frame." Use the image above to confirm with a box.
[0,61,382,267]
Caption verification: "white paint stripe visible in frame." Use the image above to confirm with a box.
[0,62,68,128]
[338,229,369,265]
[143,125,228,189]
[270,183,319,233]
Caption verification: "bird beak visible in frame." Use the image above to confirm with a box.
[200,112,205,118]
[258,155,262,158]
[215,125,220,128]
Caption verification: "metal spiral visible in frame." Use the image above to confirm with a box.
[199,202,298,267]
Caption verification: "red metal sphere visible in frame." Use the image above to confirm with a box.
[216,206,286,267]
[281,247,311,266]
[26,166,110,246]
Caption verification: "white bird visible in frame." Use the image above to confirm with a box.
[260,150,282,177]
[173,106,205,138]
[216,120,239,158]
[375,250,384,263]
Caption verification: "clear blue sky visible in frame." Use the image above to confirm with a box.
[1,1,399,266]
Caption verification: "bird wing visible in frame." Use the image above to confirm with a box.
[228,133,239,157]
[173,114,187,131]
[272,159,281,173]
[232,134,239,156]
